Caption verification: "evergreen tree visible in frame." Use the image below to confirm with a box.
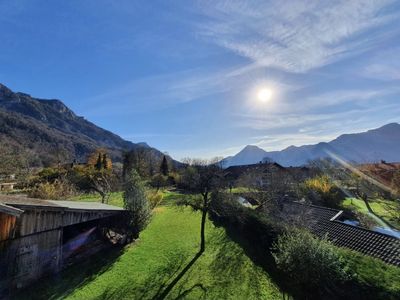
[160,155,169,176]
[123,170,151,238]
[102,153,108,169]
[95,153,103,170]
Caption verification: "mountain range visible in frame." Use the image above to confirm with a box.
[2,82,399,170]
[221,123,400,167]
[0,83,171,167]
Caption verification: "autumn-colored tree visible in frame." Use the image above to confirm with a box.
[87,149,112,170]
[304,175,342,207]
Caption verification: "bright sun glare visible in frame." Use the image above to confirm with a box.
[257,88,273,102]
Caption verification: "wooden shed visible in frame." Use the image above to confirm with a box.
[0,195,125,297]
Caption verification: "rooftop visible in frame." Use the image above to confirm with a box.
[0,195,124,212]
[283,202,400,266]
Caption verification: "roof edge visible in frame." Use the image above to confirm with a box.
[0,203,24,217]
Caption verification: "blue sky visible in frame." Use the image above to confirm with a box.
[1,0,400,160]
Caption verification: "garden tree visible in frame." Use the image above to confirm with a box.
[95,153,103,170]
[272,230,351,299]
[86,168,114,204]
[303,175,342,208]
[123,170,151,239]
[123,148,158,179]
[87,148,112,170]
[102,153,112,169]
[178,158,224,252]
[160,155,169,176]
[150,173,167,191]
[236,166,295,213]
[81,149,115,203]
[346,170,387,212]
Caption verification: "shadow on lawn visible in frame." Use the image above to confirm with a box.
[95,250,205,300]
[13,245,126,300]
[212,223,292,298]
[153,250,203,300]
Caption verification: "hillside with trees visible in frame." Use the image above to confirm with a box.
[0,83,175,169]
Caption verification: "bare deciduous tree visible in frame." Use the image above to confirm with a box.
[178,158,224,252]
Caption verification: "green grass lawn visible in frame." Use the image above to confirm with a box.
[18,196,281,300]
[71,191,124,207]
[70,189,183,208]
[342,197,400,228]
[228,187,252,194]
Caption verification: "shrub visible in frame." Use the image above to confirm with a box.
[303,175,342,207]
[147,191,164,209]
[340,248,400,300]
[272,230,351,299]
[123,170,152,239]
[150,173,167,191]
[28,179,76,199]
[167,171,180,186]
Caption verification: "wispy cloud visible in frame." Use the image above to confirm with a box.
[361,47,400,81]
[197,0,397,73]
[81,68,233,116]
[81,63,300,116]
[299,87,400,111]
[235,97,400,134]
[232,101,400,152]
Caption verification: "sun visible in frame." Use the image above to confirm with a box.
[257,88,273,102]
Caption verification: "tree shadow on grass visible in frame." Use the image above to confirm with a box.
[153,250,203,300]
[13,245,126,300]
[174,283,207,300]
[211,223,293,298]
[95,250,203,300]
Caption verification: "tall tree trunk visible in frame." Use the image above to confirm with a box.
[200,207,207,253]
[200,193,208,253]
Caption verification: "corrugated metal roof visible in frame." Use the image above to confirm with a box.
[0,195,124,212]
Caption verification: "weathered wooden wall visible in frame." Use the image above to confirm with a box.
[0,229,61,296]
[0,207,122,297]
[0,212,16,242]
[12,209,118,238]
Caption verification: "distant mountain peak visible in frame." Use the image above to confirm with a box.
[241,145,263,152]
[222,123,400,167]
[373,122,400,132]
[222,144,269,167]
